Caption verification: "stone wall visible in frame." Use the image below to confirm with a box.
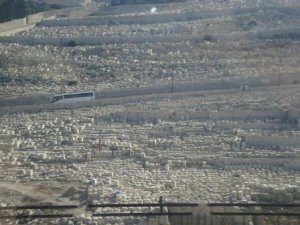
[0,34,204,45]
[39,11,210,26]
[245,135,300,147]
[92,2,191,16]
[116,110,285,123]
[0,7,82,34]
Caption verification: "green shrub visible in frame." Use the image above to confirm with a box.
[68,40,77,47]
[66,80,78,86]
[203,34,215,42]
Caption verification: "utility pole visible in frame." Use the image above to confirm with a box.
[278,57,282,86]
[171,61,176,93]
[171,72,174,93]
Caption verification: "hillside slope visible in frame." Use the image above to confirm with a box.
[0,0,63,23]
[0,0,26,23]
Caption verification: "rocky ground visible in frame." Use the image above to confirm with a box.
[0,0,300,224]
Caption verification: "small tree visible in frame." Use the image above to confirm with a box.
[203,34,215,43]
[66,80,78,86]
[68,40,77,47]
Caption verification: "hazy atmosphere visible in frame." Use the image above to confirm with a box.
[0,0,300,224]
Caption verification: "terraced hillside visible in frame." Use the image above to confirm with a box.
[0,0,299,97]
[0,1,300,225]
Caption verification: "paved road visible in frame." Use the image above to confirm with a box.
[0,77,262,107]
[0,76,298,115]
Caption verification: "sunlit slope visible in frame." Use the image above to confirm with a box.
[0,1,300,97]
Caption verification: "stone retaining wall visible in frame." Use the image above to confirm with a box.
[0,7,81,34]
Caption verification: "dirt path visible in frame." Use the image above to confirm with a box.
[0,182,80,204]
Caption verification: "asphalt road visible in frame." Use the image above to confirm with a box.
[0,77,261,107]
[0,76,298,115]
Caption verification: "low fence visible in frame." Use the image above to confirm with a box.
[1,200,300,225]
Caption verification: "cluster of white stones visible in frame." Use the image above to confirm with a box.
[0,0,300,224]
[0,87,299,211]
[0,94,299,224]
[0,0,299,98]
